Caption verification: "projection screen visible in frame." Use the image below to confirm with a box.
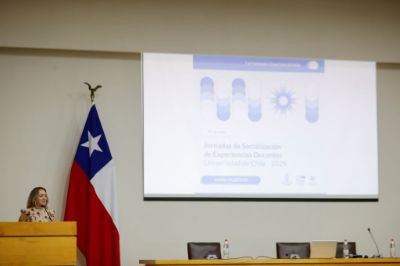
[143,53,378,200]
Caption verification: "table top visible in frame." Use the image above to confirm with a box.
[140,258,400,265]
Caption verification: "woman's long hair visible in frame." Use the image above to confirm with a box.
[26,187,48,208]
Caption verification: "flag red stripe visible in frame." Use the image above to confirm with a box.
[65,161,120,266]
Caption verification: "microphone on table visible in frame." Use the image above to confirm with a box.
[367,227,381,258]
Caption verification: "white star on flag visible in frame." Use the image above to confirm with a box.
[80,131,103,156]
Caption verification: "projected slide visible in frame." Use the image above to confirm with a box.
[143,53,378,199]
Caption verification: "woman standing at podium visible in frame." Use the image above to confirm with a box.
[19,187,55,222]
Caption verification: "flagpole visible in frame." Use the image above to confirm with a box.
[64,91,121,265]
[84,82,102,103]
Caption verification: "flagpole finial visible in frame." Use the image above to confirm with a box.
[84,82,102,103]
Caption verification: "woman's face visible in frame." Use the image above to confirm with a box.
[35,189,48,208]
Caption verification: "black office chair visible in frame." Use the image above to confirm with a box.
[276,242,310,259]
[336,242,356,258]
[187,242,222,259]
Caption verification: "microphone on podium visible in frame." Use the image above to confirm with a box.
[367,227,382,258]
[44,208,53,221]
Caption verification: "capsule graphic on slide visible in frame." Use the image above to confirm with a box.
[199,76,216,119]
[216,97,231,121]
[214,78,231,122]
[232,78,246,103]
[231,78,247,121]
[248,98,262,122]
[305,98,319,123]
[200,77,215,102]
[246,79,262,122]
[305,85,319,123]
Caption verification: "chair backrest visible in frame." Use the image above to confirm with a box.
[276,242,310,259]
[187,242,221,259]
[336,242,356,258]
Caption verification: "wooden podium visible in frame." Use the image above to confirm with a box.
[0,222,77,266]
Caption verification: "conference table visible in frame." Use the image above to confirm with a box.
[140,258,400,266]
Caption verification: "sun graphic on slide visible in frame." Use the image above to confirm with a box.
[271,88,295,114]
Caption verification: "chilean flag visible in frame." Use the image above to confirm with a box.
[64,103,120,266]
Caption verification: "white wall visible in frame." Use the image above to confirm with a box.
[1,1,400,266]
[1,0,400,62]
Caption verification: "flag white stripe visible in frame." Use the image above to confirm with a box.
[90,160,119,228]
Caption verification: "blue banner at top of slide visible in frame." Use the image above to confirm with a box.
[193,55,324,73]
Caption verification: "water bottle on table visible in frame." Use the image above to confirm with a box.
[223,239,230,259]
[390,239,396,257]
[343,239,350,258]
